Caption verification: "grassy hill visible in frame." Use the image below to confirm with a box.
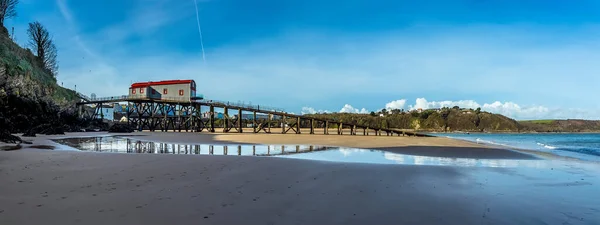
[0,26,82,138]
[519,119,600,132]
[306,109,600,133]
[0,27,78,104]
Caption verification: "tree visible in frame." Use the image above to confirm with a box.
[381,108,387,115]
[0,0,18,27]
[475,107,481,114]
[369,111,376,117]
[27,21,58,76]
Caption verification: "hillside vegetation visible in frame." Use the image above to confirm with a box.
[0,26,83,141]
[306,108,600,133]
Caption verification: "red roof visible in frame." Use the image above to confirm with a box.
[131,80,194,88]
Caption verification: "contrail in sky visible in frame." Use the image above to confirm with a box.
[194,0,206,64]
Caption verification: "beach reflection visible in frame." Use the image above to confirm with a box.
[53,136,568,168]
[53,136,332,156]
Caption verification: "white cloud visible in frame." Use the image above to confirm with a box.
[306,99,600,120]
[301,107,330,115]
[379,98,600,120]
[409,98,480,110]
[385,99,407,110]
[339,104,369,114]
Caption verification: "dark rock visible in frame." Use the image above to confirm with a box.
[108,124,134,133]
[0,131,23,144]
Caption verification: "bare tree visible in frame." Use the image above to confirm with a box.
[27,21,59,76]
[0,0,18,26]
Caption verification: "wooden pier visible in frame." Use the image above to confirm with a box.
[76,95,429,137]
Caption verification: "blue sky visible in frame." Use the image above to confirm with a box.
[6,0,600,119]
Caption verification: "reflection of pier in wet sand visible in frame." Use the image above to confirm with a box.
[53,136,332,157]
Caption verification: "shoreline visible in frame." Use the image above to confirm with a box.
[3,131,545,160]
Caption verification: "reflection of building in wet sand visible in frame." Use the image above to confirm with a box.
[53,136,328,156]
[125,139,331,156]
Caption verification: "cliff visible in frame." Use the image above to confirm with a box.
[0,26,82,142]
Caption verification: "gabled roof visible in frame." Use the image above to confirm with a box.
[130,80,194,88]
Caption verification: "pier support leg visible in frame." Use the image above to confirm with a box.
[310,119,314,134]
[253,111,257,133]
[209,105,215,132]
[268,113,272,133]
[238,108,243,133]
[281,115,286,134]
[325,121,329,135]
[223,107,229,132]
[296,117,301,134]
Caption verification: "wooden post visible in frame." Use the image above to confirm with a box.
[238,108,243,133]
[224,146,228,155]
[237,145,241,155]
[339,123,343,135]
[325,121,329,134]
[281,114,286,134]
[252,145,256,155]
[268,113,272,133]
[296,117,301,134]
[178,105,183,132]
[223,107,229,132]
[310,119,315,134]
[195,104,201,132]
[209,105,215,132]
[352,125,356,135]
[253,111,257,133]
[296,145,300,153]
[364,127,367,136]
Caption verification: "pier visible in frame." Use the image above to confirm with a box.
[76,94,428,137]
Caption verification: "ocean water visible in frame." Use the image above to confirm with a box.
[435,133,600,161]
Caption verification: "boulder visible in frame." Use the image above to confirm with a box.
[0,131,22,144]
[108,123,135,133]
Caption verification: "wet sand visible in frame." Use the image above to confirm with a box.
[0,132,599,225]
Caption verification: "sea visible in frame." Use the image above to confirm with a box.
[435,133,600,161]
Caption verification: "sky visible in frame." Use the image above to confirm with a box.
[5,0,600,120]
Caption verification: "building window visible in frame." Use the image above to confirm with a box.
[163,88,168,94]
[132,89,136,94]
[179,90,184,96]
[140,88,144,94]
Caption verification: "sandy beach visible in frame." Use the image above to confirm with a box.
[1,132,599,225]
